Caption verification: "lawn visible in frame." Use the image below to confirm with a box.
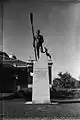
[1,91,80,119]
[0,99,80,119]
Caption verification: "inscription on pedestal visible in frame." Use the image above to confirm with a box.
[34,69,47,81]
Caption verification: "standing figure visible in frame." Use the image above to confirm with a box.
[33,30,44,60]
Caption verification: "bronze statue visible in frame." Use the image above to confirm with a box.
[33,30,44,60]
[30,13,51,61]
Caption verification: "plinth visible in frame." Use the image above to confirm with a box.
[32,53,50,103]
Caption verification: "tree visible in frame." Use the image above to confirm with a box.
[53,72,77,88]
[53,78,63,88]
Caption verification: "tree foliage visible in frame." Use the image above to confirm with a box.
[53,72,78,88]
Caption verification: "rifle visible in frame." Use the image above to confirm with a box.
[30,12,37,61]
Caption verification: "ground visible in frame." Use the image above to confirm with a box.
[0,99,80,119]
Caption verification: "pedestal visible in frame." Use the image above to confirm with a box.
[32,53,50,103]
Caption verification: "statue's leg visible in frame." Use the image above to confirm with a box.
[37,46,39,59]
[34,47,37,61]
[41,44,44,53]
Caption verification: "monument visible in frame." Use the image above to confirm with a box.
[29,12,53,104]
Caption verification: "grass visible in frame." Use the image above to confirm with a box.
[1,90,80,119]
[0,99,80,119]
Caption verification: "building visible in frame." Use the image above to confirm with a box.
[0,51,28,93]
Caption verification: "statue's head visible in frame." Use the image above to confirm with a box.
[36,29,40,35]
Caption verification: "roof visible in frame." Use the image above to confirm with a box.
[0,51,33,68]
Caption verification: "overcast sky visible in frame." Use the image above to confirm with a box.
[0,0,80,79]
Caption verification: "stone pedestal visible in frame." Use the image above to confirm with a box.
[32,53,50,103]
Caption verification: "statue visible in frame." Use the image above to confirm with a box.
[30,13,51,61]
[30,12,44,61]
[33,30,44,60]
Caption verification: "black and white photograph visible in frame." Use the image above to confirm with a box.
[0,0,80,119]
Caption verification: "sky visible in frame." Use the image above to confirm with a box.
[0,0,80,79]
